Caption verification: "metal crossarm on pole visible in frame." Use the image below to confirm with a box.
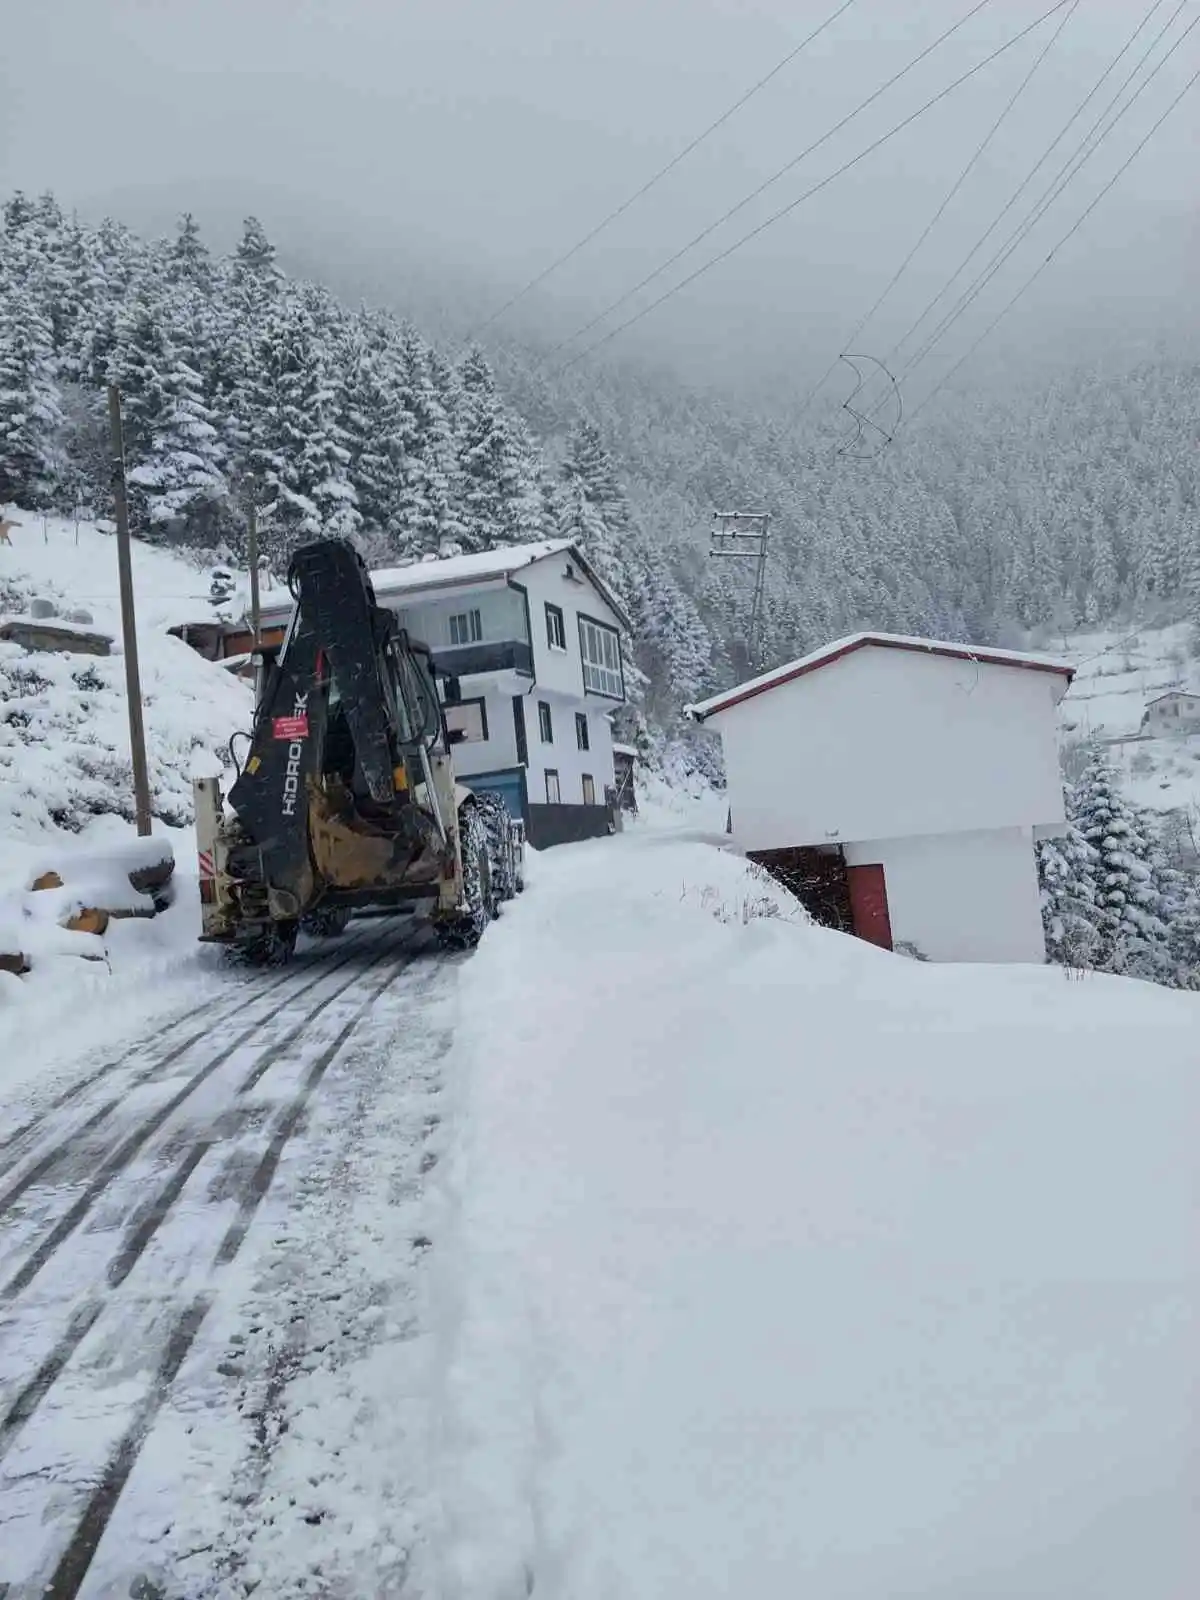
[709,511,770,670]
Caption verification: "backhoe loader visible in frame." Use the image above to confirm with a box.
[194,538,521,964]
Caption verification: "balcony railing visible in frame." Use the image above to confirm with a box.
[430,639,534,678]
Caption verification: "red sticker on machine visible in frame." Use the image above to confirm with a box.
[273,714,309,740]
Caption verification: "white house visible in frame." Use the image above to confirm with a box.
[1140,690,1200,735]
[256,539,630,849]
[688,632,1075,964]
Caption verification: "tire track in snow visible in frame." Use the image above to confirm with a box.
[0,960,308,1175]
[30,945,419,1599]
[0,925,384,1277]
[40,1294,213,1600]
[0,939,396,1465]
[0,931,410,1460]
[0,922,380,1199]
[162,959,454,1596]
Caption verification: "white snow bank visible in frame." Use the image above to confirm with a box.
[0,816,225,1101]
[427,830,1199,1600]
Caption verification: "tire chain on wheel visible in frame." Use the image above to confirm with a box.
[436,806,493,949]
[473,791,518,904]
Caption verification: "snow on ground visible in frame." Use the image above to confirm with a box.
[0,507,252,1054]
[0,506,251,846]
[0,505,220,634]
[1052,619,1200,814]
[426,821,1199,1600]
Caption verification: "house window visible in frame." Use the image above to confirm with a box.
[545,602,566,652]
[545,768,561,804]
[449,608,483,646]
[537,700,553,743]
[579,615,623,699]
[575,711,590,751]
[582,773,595,806]
[444,697,488,744]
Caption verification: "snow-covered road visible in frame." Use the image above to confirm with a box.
[0,915,458,1597]
[2,820,1197,1599]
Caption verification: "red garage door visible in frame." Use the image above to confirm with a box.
[847,863,893,950]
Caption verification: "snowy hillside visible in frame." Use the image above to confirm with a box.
[0,507,250,844]
[0,507,253,1014]
[1054,620,1200,816]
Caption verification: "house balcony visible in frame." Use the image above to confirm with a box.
[430,638,534,681]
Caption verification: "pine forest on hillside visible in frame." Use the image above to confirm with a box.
[3,193,1200,759]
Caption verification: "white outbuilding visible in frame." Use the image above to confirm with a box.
[688,632,1075,963]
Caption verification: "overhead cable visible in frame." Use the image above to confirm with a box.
[905,59,1200,424]
[888,1,1196,399]
[556,0,1073,372]
[466,0,861,337]
[864,0,1179,397]
[546,0,1004,361]
[798,0,1082,415]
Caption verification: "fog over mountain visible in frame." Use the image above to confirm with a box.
[4,0,1197,386]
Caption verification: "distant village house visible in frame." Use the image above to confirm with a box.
[1140,690,1200,735]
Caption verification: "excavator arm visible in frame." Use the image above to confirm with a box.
[216,539,454,939]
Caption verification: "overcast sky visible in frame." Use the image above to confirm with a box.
[3,0,1196,389]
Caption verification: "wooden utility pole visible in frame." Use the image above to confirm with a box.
[246,500,261,646]
[107,386,153,837]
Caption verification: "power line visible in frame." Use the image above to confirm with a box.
[798,0,1081,416]
[904,58,1200,424]
[546,0,1003,362]
[859,0,1177,400]
[556,0,1073,373]
[890,1,1196,397]
[465,0,861,339]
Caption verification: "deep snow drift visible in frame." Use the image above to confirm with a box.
[428,824,1199,1600]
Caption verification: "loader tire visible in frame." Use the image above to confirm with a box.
[435,807,492,950]
[302,904,352,939]
[475,791,517,905]
[236,920,299,968]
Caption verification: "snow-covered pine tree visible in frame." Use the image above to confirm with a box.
[106,291,175,466]
[128,353,227,539]
[238,292,359,562]
[454,348,538,553]
[1036,822,1101,968]
[622,537,715,728]
[395,322,463,557]
[559,418,634,600]
[167,213,212,290]
[230,216,280,294]
[0,262,64,507]
[1069,753,1172,980]
[338,319,403,539]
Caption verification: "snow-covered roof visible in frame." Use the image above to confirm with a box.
[256,539,631,629]
[688,632,1076,721]
[369,539,574,594]
[612,742,638,759]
